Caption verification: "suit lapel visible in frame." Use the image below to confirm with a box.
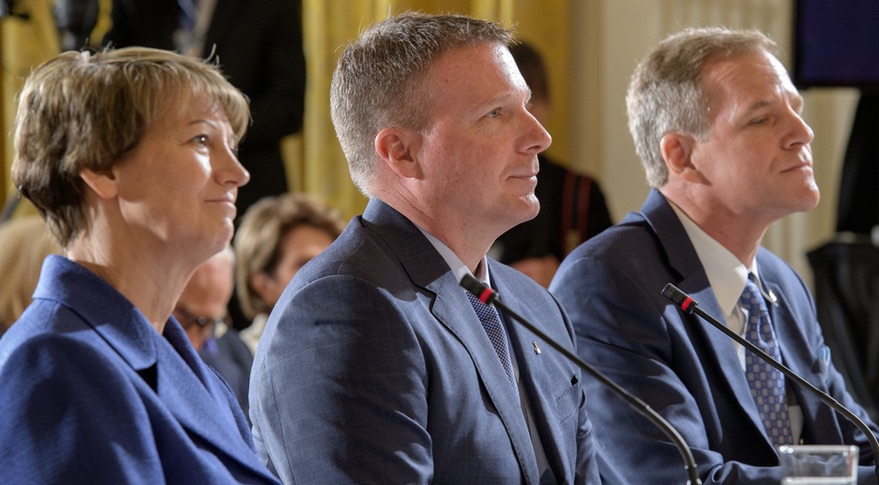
[491,268,573,482]
[763,275,829,440]
[680,279,770,437]
[155,321,257,461]
[763,277,811,377]
[638,190,774,447]
[110,312,260,473]
[429,273,540,482]
[361,200,540,483]
[39,257,262,476]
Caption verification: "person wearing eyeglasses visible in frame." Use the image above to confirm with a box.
[175,246,253,416]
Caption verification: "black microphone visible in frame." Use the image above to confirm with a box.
[461,274,702,485]
[662,282,879,480]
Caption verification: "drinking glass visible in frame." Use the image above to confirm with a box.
[778,445,858,485]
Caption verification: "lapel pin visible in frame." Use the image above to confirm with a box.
[532,341,541,355]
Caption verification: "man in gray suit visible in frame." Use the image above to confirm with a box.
[249,12,601,485]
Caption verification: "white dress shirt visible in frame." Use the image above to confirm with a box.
[668,201,803,443]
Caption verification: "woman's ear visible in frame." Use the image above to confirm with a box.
[375,127,421,179]
[79,168,119,200]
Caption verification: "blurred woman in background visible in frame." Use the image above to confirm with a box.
[0,216,60,334]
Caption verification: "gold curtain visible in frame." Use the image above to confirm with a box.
[1,0,59,216]
[296,0,571,220]
[0,0,111,217]
[0,0,571,221]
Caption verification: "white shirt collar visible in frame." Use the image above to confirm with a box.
[667,201,757,318]
[415,225,491,287]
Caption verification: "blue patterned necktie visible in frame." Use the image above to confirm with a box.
[740,275,793,447]
[466,291,519,397]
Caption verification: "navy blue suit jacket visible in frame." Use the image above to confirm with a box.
[551,189,879,484]
[0,256,278,484]
[250,199,600,484]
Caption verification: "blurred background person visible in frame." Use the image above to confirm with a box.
[0,47,277,483]
[102,0,306,217]
[491,40,613,287]
[175,246,253,417]
[52,0,101,51]
[0,216,61,334]
[233,192,345,355]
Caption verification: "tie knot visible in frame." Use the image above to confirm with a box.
[466,292,495,323]
[740,276,765,310]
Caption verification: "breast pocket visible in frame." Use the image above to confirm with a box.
[556,374,582,423]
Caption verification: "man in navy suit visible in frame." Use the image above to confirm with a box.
[250,12,601,484]
[551,27,879,484]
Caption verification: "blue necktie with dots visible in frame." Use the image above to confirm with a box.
[740,275,793,447]
[466,291,519,398]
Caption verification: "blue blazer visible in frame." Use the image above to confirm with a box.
[551,189,879,485]
[250,199,600,484]
[0,256,278,484]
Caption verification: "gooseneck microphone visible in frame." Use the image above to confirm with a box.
[662,282,879,480]
[461,274,702,485]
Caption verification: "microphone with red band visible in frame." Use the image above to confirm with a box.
[460,274,702,485]
[662,282,879,480]
[474,286,494,305]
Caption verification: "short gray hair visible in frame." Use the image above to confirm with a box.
[626,27,779,187]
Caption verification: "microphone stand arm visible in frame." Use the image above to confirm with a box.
[662,282,879,482]
[461,275,702,485]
